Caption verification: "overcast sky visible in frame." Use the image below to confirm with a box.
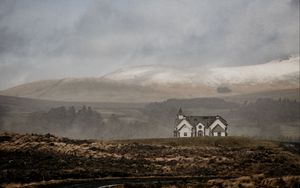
[0,0,299,89]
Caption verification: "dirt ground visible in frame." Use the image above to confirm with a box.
[0,132,299,187]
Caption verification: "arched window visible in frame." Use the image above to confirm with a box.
[198,130,203,137]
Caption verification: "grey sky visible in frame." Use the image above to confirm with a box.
[0,0,299,89]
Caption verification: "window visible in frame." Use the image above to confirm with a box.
[217,132,221,136]
[184,132,187,136]
[198,130,203,137]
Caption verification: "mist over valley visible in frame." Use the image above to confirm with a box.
[0,0,299,186]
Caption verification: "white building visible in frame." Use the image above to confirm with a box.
[174,108,228,137]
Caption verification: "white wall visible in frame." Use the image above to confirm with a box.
[205,128,210,136]
[196,123,204,132]
[176,119,190,129]
[176,118,227,137]
[209,119,227,130]
[196,123,205,136]
[213,132,226,136]
[179,125,192,137]
[178,115,184,120]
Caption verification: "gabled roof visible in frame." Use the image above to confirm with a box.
[177,115,227,128]
[186,116,216,127]
[211,124,226,132]
[175,108,228,128]
[177,121,193,131]
[175,118,182,125]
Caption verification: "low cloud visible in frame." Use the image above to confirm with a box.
[0,0,299,89]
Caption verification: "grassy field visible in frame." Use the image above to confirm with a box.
[110,136,278,148]
[1,132,299,187]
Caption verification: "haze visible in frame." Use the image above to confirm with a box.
[0,0,299,89]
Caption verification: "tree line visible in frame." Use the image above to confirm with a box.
[25,105,151,139]
[0,97,299,139]
[238,98,300,123]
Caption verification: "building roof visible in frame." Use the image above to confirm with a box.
[175,108,228,128]
[177,107,183,115]
[177,115,227,128]
[186,116,216,126]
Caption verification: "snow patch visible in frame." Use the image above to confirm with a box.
[102,56,299,87]
[207,56,299,85]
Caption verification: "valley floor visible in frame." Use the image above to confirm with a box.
[0,132,299,187]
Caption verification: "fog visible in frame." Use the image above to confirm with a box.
[0,0,299,89]
[0,95,299,140]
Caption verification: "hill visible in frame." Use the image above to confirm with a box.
[0,56,299,103]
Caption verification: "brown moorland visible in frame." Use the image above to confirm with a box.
[0,132,299,187]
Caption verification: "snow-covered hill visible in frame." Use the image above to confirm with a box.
[207,56,299,85]
[103,56,299,86]
[0,56,299,102]
[102,66,196,85]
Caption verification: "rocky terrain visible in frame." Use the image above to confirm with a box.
[0,132,299,187]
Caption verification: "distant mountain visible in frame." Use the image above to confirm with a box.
[103,56,299,86]
[0,56,299,102]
